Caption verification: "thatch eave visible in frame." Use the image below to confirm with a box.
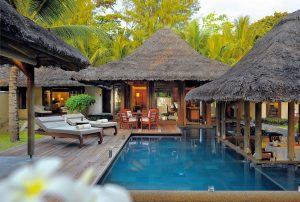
[186,10,300,103]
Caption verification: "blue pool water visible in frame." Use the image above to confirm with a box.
[99,128,300,190]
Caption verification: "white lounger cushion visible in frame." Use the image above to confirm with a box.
[90,121,117,128]
[47,126,100,135]
[35,116,102,136]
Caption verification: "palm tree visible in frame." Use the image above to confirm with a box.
[6,0,109,141]
[8,66,19,142]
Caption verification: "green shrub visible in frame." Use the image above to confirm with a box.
[262,117,288,125]
[65,94,95,116]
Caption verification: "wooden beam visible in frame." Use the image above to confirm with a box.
[120,83,125,110]
[236,101,243,146]
[244,101,251,154]
[298,104,300,134]
[288,101,295,161]
[147,81,155,108]
[255,102,262,160]
[201,101,206,124]
[26,65,35,158]
[221,101,226,139]
[216,102,221,137]
[206,102,212,126]
[0,46,37,66]
[177,81,186,126]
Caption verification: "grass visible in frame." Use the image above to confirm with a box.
[0,131,43,152]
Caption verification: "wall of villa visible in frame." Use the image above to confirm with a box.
[85,86,103,115]
[0,91,9,127]
[18,87,43,119]
[247,102,298,121]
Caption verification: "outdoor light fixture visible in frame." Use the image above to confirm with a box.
[208,186,215,192]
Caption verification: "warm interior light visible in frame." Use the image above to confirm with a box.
[136,92,140,98]
[52,98,55,101]
[60,97,64,101]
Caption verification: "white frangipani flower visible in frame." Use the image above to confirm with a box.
[0,158,132,202]
[0,158,72,202]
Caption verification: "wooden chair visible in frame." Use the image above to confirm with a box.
[141,108,159,129]
[118,109,138,129]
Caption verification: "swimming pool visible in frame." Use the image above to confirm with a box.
[99,128,299,190]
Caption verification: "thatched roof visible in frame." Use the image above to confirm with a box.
[0,65,88,87]
[186,10,300,103]
[0,0,89,71]
[73,28,229,82]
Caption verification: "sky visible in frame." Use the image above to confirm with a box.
[112,0,300,23]
[197,0,300,22]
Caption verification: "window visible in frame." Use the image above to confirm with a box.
[267,102,281,118]
[18,87,26,109]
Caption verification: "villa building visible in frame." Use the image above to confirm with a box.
[0,65,103,126]
[73,28,230,126]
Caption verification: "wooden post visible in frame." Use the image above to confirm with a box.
[120,83,125,110]
[221,101,226,139]
[177,81,186,126]
[112,85,115,115]
[201,101,206,124]
[244,101,251,154]
[216,102,221,137]
[236,101,243,146]
[27,65,35,158]
[298,103,300,134]
[288,101,295,161]
[255,102,262,160]
[147,81,155,109]
[206,102,212,126]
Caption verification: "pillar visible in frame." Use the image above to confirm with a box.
[221,101,226,139]
[27,66,35,158]
[244,101,251,154]
[206,102,212,126]
[120,83,125,110]
[298,103,300,134]
[236,101,243,146]
[147,81,155,109]
[255,102,262,160]
[288,101,295,161]
[216,102,221,137]
[201,101,206,124]
[177,81,186,126]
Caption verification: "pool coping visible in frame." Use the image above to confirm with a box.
[130,191,300,202]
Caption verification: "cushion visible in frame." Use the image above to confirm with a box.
[141,117,149,122]
[90,122,117,128]
[129,117,137,122]
[67,117,90,126]
[48,126,102,136]
[127,111,132,118]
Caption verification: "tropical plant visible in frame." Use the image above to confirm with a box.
[123,0,200,48]
[65,94,96,116]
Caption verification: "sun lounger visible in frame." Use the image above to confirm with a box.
[35,116,103,148]
[63,113,118,135]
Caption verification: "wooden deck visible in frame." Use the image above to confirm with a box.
[0,125,182,184]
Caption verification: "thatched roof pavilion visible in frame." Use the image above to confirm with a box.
[0,1,90,158]
[73,28,229,83]
[0,0,89,71]
[185,10,300,161]
[0,65,88,87]
[186,10,300,103]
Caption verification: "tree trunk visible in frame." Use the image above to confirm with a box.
[9,66,19,142]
